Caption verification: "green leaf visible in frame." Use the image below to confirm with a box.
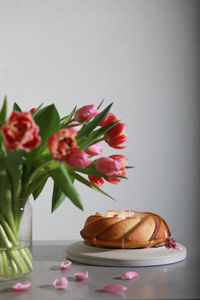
[78,121,119,150]
[0,96,7,124]
[97,99,104,110]
[32,103,44,118]
[32,177,48,200]
[51,183,66,212]
[34,104,60,154]
[76,103,113,139]
[49,162,83,210]
[61,106,77,126]
[125,166,135,169]
[5,151,23,202]
[0,154,16,231]
[26,173,49,199]
[13,102,22,112]
[26,105,60,172]
[73,172,115,200]
[0,132,6,155]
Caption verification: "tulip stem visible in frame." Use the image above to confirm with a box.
[89,137,105,146]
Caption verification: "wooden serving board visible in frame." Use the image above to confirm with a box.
[66,241,187,267]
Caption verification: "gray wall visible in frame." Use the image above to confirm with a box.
[0,0,199,246]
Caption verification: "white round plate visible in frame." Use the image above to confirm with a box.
[66,241,187,267]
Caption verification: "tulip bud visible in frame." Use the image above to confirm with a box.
[95,157,122,176]
[88,175,105,187]
[85,143,103,156]
[66,151,91,168]
[100,112,119,127]
[74,104,98,122]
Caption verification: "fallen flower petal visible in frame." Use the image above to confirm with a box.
[121,271,139,280]
[74,271,88,281]
[60,260,72,270]
[104,284,127,294]
[53,277,68,289]
[175,246,183,250]
[11,282,31,291]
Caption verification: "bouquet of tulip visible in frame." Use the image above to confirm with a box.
[0,97,129,279]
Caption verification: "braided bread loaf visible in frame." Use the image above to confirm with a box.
[80,210,171,249]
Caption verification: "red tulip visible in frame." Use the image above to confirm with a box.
[66,150,91,168]
[100,112,119,126]
[85,143,103,156]
[1,111,41,152]
[48,128,78,161]
[74,105,98,122]
[95,157,122,177]
[88,175,105,188]
[100,112,127,149]
[105,122,127,149]
[30,108,36,114]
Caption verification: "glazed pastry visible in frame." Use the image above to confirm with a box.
[80,210,171,249]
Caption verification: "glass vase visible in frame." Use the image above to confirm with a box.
[0,198,32,281]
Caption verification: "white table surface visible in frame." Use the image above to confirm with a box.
[0,240,199,299]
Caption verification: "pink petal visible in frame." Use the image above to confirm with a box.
[175,246,183,250]
[11,282,31,291]
[66,151,91,168]
[53,277,68,289]
[121,271,139,280]
[60,260,72,270]
[104,284,127,294]
[74,271,88,281]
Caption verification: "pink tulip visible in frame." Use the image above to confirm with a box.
[11,282,31,291]
[48,128,78,161]
[66,150,91,168]
[85,143,103,156]
[74,271,88,281]
[75,105,98,122]
[1,111,41,152]
[60,260,72,270]
[69,121,82,133]
[104,284,127,294]
[105,155,127,184]
[121,271,139,280]
[53,277,68,289]
[95,157,122,176]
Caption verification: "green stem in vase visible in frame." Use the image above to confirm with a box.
[0,212,19,246]
[19,248,32,270]
[10,258,18,274]
[8,249,29,274]
[1,251,10,277]
[0,225,13,248]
